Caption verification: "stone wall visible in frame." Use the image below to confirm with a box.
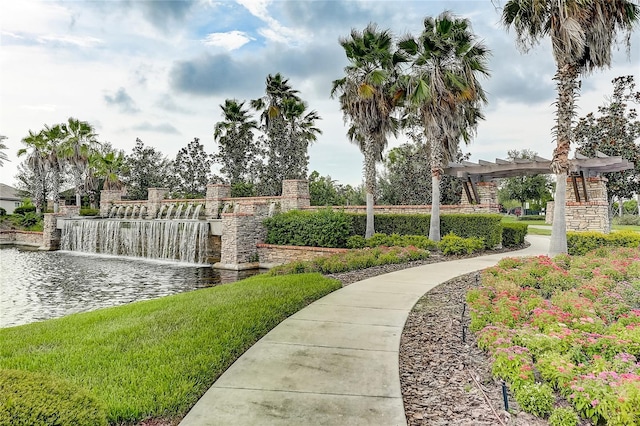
[0,230,43,247]
[461,181,499,205]
[546,176,610,233]
[99,190,124,216]
[41,213,64,250]
[257,243,349,268]
[147,188,169,219]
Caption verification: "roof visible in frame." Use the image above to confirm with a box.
[444,151,634,180]
[0,183,21,201]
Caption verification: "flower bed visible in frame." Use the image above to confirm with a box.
[467,247,640,425]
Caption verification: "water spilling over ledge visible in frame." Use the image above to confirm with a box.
[61,219,210,264]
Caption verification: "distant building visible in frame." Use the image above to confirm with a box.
[0,183,22,214]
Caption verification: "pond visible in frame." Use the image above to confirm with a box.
[0,246,261,328]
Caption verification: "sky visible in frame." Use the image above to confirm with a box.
[1,0,638,189]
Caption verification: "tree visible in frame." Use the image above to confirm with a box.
[308,170,347,206]
[399,12,490,241]
[91,146,126,191]
[122,138,172,200]
[213,99,260,188]
[502,0,639,255]
[378,143,431,205]
[41,124,67,213]
[331,24,402,238]
[172,137,213,198]
[60,117,99,207]
[17,130,48,213]
[0,135,9,167]
[252,73,320,196]
[499,150,553,212]
[574,75,640,220]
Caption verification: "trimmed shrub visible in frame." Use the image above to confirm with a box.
[0,207,6,216]
[614,214,640,226]
[348,213,502,248]
[263,209,352,248]
[346,235,367,249]
[0,369,107,426]
[438,233,485,255]
[567,231,640,255]
[519,215,545,221]
[502,223,528,247]
[13,206,36,216]
[79,208,99,216]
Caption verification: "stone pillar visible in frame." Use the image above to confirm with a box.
[100,190,124,217]
[41,213,63,251]
[564,176,610,232]
[147,188,169,219]
[460,181,499,205]
[217,212,260,270]
[281,180,310,211]
[205,184,231,219]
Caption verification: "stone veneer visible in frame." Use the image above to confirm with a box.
[460,181,499,205]
[0,230,43,247]
[256,243,349,268]
[41,213,65,250]
[99,190,125,216]
[545,176,610,232]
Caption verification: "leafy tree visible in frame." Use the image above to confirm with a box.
[122,138,172,200]
[399,12,489,241]
[574,75,640,218]
[59,117,99,207]
[309,171,346,206]
[502,0,639,254]
[213,99,260,187]
[332,24,401,238]
[172,137,213,198]
[17,130,49,213]
[0,135,9,167]
[91,146,126,191]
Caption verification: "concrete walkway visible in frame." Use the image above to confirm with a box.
[180,235,550,426]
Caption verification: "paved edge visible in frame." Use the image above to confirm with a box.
[180,235,549,426]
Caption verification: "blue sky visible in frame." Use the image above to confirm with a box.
[1,0,638,188]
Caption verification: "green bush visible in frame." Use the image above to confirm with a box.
[567,231,640,255]
[438,233,485,255]
[13,206,36,216]
[512,382,554,417]
[79,208,99,216]
[614,214,640,226]
[346,235,367,249]
[0,207,6,216]
[263,209,352,248]
[348,213,502,248]
[19,212,42,228]
[0,369,107,426]
[502,222,528,247]
[549,407,579,426]
[519,215,545,221]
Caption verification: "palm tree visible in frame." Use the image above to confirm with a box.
[41,124,66,213]
[91,149,126,191]
[331,24,402,238]
[214,99,259,186]
[0,135,9,167]
[281,97,322,179]
[398,12,490,241]
[60,118,98,207]
[18,130,48,213]
[502,0,639,255]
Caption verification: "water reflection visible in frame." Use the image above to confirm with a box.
[0,247,261,328]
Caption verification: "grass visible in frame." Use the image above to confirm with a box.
[0,273,341,425]
[501,215,640,236]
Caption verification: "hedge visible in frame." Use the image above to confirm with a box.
[0,369,107,426]
[263,209,352,248]
[567,230,640,255]
[502,223,528,247]
[348,213,502,248]
[13,206,36,216]
[79,208,100,216]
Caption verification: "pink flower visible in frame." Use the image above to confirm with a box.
[591,399,599,407]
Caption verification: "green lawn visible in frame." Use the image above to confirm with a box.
[0,273,341,424]
[501,215,640,236]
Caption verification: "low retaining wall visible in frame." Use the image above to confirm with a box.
[0,230,43,247]
[257,243,349,268]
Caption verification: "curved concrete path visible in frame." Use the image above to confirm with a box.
[180,235,549,426]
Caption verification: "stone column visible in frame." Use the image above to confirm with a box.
[281,180,310,211]
[217,212,260,269]
[564,176,610,232]
[100,190,124,217]
[41,213,63,251]
[460,181,498,205]
[205,184,231,219]
[147,188,169,219]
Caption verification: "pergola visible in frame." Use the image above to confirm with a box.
[444,152,634,204]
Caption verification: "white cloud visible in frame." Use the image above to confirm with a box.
[37,34,103,48]
[236,0,308,45]
[202,31,253,51]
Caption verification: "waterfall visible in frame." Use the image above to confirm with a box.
[61,219,210,264]
[174,204,183,220]
[158,205,166,219]
[192,204,202,220]
[184,204,193,220]
[109,206,117,218]
[166,205,174,220]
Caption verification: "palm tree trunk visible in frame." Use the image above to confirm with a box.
[549,63,578,255]
[429,174,441,241]
[549,174,568,256]
[364,140,376,239]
